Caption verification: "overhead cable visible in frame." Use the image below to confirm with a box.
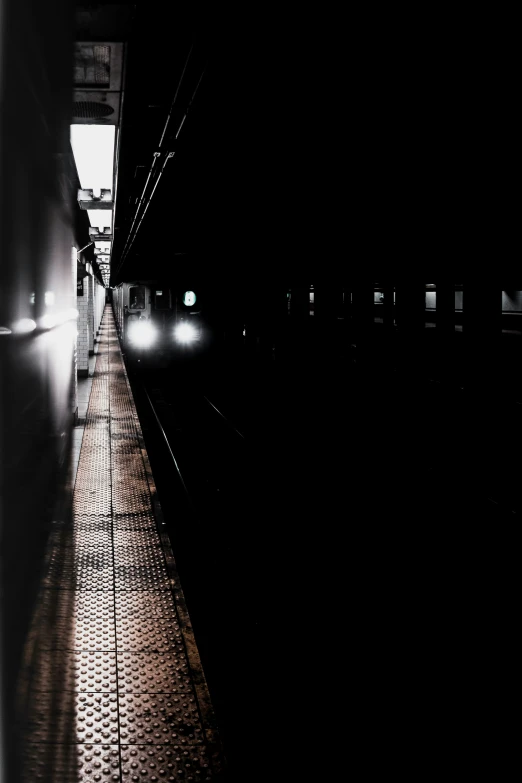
[116,42,195,270]
[115,61,206,276]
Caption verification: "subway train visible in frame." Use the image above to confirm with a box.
[112,281,206,368]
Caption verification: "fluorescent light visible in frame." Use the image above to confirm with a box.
[70,125,115,190]
[87,210,112,231]
[39,309,79,330]
[40,314,57,329]
[12,318,36,334]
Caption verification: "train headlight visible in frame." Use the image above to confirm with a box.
[174,322,197,344]
[128,320,157,348]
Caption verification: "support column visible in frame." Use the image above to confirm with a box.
[314,286,344,366]
[436,283,454,332]
[244,286,262,357]
[464,285,502,395]
[290,287,309,319]
[382,284,395,329]
[264,288,288,361]
[352,284,374,373]
[395,284,426,376]
[289,287,310,364]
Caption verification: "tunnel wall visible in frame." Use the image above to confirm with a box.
[0,0,76,778]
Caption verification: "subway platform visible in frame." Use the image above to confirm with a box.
[17,309,225,782]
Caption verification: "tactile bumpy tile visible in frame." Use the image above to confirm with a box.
[69,617,116,651]
[114,544,165,565]
[23,690,76,744]
[33,651,117,692]
[38,615,116,651]
[116,616,182,652]
[48,529,113,548]
[59,312,225,778]
[118,693,203,745]
[114,526,158,545]
[74,654,118,693]
[30,648,77,692]
[121,745,213,781]
[117,653,191,693]
[44,565,114,590]
[115,563,171,589]
[21,743,75,783]
[73,744,121,781]
[76,693,119,743]
[115,545,167,568]
[24,694,120,748]
[39,589,114,619]
[115,591,178,619]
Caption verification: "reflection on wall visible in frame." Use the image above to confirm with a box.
[0,0,76,779]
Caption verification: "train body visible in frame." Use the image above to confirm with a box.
[112,281,205,368]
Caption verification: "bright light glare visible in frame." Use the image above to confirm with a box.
[174,323,197,344]
[95,241,111,252]
[70,125,115,191]
[45,291,55,306]
[12,318,36,334]
[129,321,156,348]
[40,314,57,329]
[40,309,79,330]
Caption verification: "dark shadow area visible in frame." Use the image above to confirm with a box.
[124,313,521,780]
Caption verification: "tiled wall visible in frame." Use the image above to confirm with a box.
[72,247,78,419]
[94,279,105,343]
[77,269,90,375]
[88,275,94,353]
[77,273,106,374]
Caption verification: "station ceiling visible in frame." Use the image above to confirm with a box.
[75,2,290,285]
[75,3,480,286]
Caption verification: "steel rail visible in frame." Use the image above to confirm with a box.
[143,386,196,514]
[203,396,245,440]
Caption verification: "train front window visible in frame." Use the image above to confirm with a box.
[155,289,171,309]
[129,285,145,309]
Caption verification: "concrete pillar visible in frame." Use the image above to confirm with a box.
[263,288,288,360]
[464,285,502,394]
[313,287,342,322]
[395,284,426,375]
[352,284,374,372]
[290,287,309,319]
[382,284,395,329]
[343,287,352,320]
[244,286,262,356]
[436,283,454,332]
[395,284,425,330]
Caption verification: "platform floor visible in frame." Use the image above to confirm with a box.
[19,310,224,781]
